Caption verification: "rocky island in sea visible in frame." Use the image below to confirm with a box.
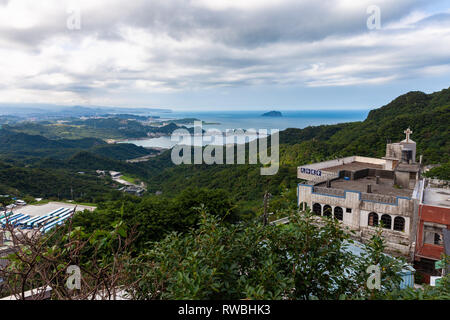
[261,110,282,117]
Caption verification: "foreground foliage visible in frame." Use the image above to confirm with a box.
[2,205,449,300]
[124,209,408,300]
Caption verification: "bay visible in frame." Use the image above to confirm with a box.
[123,109,368,148]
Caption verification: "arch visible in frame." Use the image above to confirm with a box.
[312,203,322,215]
[380,214,392,229]
[393,216,405,232]
[299,202,308,211]
[323,205,332,218]
[334,206,343,221]
[368,212,378,227]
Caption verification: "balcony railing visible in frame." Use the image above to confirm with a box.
[311,186,402,204]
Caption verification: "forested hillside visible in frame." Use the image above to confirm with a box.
[0,161,117,202]
[0,129,153,162]
[280,88,449,165]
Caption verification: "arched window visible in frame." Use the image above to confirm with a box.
[299,202,308,211]
[313,203,322,215]
[380,214,392,229]
[334,207,343,221]
[323,205,332,218]
[393,216,405,232]
[368,212,378,227]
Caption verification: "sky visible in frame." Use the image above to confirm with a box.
[0,0,449,111]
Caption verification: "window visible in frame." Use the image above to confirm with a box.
[346,208,352,213]
[434,233,442,245]
[334,207,343,221]
[299,202,308,211]
[323,205,332,218]
[313,203,322,216]
[393,216,405,232]
[368,212,378,227]
[380,214,392,229]
[424,225,444,246]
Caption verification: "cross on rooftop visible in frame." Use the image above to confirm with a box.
[404,128,413,143]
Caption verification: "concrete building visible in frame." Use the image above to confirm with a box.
[297,129,422,260]
[414,181,450,282]
[118,185,146,196]
[109,171,122,179]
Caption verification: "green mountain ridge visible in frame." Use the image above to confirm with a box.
[0,87,448,208]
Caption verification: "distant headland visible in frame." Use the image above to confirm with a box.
[261,111,282,117]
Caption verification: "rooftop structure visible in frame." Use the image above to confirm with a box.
[422,187,450,208]
[322,161,384,172]
[326,176,414,198]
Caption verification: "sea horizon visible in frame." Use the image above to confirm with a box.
[125,109,369,148]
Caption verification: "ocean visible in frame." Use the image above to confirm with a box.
[124,110,369,148]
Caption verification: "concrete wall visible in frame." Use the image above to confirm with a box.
[359,196,414,216]
[360,227,411,256]
[298,183,417,258]
[354,156,386,166]
[395,171,411,189]
[367,169,395,179]
[360,210,411,235]
[386,143,403,160]
[385,142,417,164]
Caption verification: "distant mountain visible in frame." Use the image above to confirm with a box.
[262,111,282,117]
[0,104,171,118]
[4,117,190,141]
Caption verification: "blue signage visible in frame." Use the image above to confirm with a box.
[300,167,322,176]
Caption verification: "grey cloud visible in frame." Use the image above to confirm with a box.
[0,0,449,103]
[0,0,433,49]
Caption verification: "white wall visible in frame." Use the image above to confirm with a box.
[354,156,386,166]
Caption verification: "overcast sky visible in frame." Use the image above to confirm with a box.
[0,0,449,110]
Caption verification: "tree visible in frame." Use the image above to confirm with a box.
[0,217,135,300]
[123,208,407,300]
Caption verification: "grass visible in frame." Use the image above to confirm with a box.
[26,199,51,205]
[120,175,139,184]
[59,200,98,207]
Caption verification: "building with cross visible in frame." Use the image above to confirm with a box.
[297,128,423,260]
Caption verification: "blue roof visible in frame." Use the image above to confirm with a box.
[343,240,415,274]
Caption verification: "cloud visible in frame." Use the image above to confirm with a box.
[0,0,448,106]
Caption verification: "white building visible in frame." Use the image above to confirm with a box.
[297,129,422,260]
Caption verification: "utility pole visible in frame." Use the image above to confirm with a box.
[263,191,272,226]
